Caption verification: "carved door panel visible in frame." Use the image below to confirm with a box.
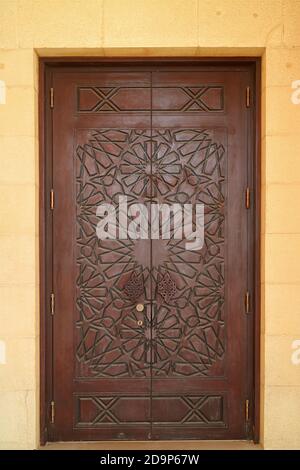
[150,71,249,439]
[50,66,253,441]
[52,72,153,440]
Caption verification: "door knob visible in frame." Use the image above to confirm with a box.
[136,303,144,312]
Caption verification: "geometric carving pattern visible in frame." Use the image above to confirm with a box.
[123,271,144,302]
[157,272,177,303]
[75,128,226,378]
[77,86,224,113]
[76,394,225,427]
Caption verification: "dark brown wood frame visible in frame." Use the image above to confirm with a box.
[39,57,261,445]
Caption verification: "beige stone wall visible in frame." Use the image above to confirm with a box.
[0,0,299,449]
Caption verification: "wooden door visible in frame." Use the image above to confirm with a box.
[150,71,249,439]
[47,64,254,441]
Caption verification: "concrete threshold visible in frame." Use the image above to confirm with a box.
[41,440,262,451]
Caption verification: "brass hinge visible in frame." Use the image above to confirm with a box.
[50,293,55,315]
[246,86,251,107]
[50,400,55,424]
[50,189,54,210]
[50,87,54,109]
[245,187,250,209]
[245,291,250,314]
[245,399,250,421]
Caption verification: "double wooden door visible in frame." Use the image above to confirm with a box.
[45,64,255,441]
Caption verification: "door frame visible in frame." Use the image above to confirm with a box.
[39,57,261,445]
